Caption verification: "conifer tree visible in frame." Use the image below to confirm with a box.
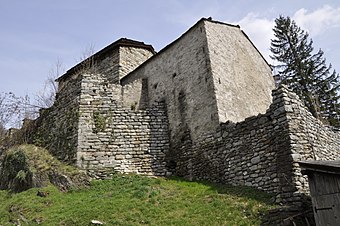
[270,15,340,127]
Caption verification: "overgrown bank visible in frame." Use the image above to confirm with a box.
[0,145,88,193]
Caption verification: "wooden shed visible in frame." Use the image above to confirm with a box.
[299,160,340,226]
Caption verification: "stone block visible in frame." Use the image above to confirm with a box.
[251,156,261,164]
[115,155,124,160]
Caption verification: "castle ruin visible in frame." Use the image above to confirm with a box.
[14,18,340,218]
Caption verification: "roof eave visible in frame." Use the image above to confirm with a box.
[55,38,155,82]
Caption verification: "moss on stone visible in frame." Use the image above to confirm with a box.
[0,145,89,193]
[93,111,106,133]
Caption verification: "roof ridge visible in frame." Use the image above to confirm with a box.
[56,38,155,82]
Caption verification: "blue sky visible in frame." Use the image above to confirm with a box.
[1,0,340,98]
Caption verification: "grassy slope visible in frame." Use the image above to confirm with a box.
[4,144,82,177]
[0,174,275,226]
[0,145,88,193]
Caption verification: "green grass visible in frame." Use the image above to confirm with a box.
[0,174,275,226]
[0,145,88,193]
[10,145,81,176]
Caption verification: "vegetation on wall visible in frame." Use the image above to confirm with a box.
[30,106,79,163]
[0,102,79,166]
[92,111,107,133]
[130,101,138,111]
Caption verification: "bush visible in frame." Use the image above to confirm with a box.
[0,147,33,192]
[0,145,89,193]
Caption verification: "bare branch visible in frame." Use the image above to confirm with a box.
[35,59,65,108]
[75,43,96,74]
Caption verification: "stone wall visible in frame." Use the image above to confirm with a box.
[119,46,155,80]
[168,86,288,193]
[167,85,340,207]
[122,20,220,145]
[205,21,275,123]
[77,45,154,84]
[94,47,120,83]
[77,73,169,178]
[5,20,339,220]
[10,73,82,164]
[121,79,144,110]
[283,89,340,197]
[25,41,155,166]
[121,19,275,147]
[7,40,156,170]
[57,40,154,90]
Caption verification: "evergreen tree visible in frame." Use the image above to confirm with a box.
[271,15,340,127]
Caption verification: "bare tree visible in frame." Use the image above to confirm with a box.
[0,92,30,130]
[0,93,9,137]
[75,43,96,74]
[4,93,37,128]
[79,43,95,63]
[36,45,95,110]
[35,59,64,108]
[0,59,65,131]
[1,45,94,132]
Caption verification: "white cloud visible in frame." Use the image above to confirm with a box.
[233,5,340,65]
[234,13,275,63]
[293,5,340,36]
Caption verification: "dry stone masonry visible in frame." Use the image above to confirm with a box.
[9,18,339,223]
[77,73,169,178]
[167,85,339,206]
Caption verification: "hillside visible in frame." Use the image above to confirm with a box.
[0,145,89,193]
[0,174,275,225]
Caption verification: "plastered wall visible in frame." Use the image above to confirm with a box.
[122,20,220,144]
[204,21,275,123]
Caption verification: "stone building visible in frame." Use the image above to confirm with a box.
[14,18,340,222]
[121,19,275,145]
[49,18,276,176]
